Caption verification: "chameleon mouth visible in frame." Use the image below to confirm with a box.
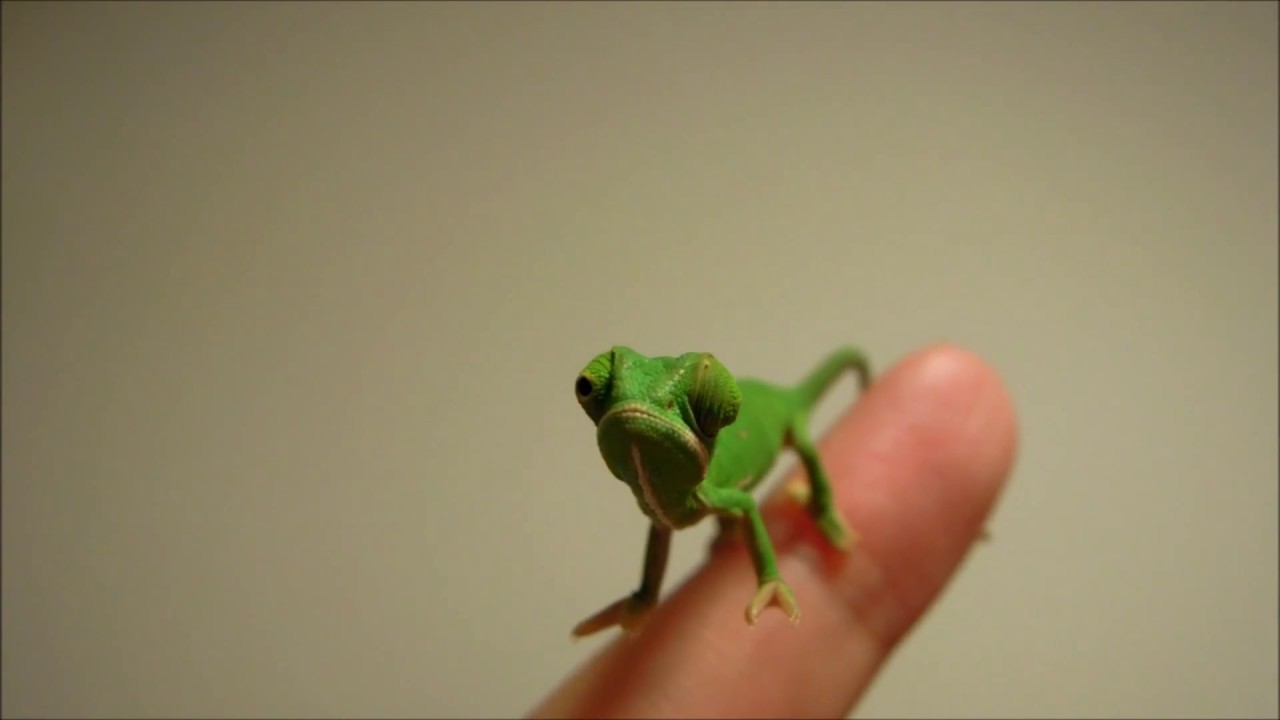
[599,403,709,472]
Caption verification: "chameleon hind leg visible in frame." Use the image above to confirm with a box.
[790,475,994,543]
[787,414,856,551]
[698,484,799,625]
[785,434,994,544]
[572,523,672,637]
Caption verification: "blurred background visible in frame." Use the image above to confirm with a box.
[2,2,1276,718]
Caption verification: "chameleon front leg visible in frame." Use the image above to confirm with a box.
[572,522,672,637]
[788,414,856,551]
[698,484,800,625]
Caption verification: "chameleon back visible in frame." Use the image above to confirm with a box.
[701,378,801,493]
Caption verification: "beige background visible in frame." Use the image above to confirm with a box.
[2,2,1276,718]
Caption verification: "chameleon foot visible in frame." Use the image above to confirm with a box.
[784,476,811,505]
[784,478,856,551]
[572,594,654,638]
[746,579,800,626]
[817,511,857,552]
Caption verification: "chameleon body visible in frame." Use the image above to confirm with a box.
[572,345,871,637]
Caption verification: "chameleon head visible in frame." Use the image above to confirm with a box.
[575,346,742,494]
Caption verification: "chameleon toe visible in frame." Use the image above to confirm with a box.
[572,596,654,637]
[784,477,812,505]
[818,513,857,552]
[745,580,800,625]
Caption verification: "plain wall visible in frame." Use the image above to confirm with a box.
[3,2,1276,717]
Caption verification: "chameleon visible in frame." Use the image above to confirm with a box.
[570,345,872,637]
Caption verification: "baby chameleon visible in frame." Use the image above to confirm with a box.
[571,345,872,637]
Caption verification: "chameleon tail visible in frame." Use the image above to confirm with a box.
[795,346,873,408]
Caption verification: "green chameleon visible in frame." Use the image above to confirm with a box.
[571,345,872,637]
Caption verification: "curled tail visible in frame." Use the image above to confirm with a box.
[796,346,873,408]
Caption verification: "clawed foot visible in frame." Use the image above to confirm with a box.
[746,579,800,626]
[817,512,857,551]
[572,594,654,638]
[784,476,811,505]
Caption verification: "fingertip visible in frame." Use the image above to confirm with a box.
[884,342,1020,496]
[811,342,1019,623]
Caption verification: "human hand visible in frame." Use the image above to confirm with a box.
[529,344,1018,719]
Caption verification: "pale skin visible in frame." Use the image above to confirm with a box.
[532,344,1018,718]
[571,345,873,635]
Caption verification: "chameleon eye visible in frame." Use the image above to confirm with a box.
[687,353,741,438]
[575,350,615,423]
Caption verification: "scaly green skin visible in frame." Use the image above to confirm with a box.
[571,345,872,637]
